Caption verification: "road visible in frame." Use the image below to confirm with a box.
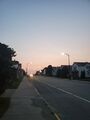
[32,76,90,120]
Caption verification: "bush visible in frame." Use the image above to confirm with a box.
[0,97,10,118]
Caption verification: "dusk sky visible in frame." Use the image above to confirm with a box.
[0,0,90,74]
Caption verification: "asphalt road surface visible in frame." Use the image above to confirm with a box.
[32,76,90,120]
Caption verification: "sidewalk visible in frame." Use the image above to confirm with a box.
[0,76,53,120]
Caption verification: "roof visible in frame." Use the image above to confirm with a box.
[52,66,61,69]
[61,65,71,68]
[73,62,90,66]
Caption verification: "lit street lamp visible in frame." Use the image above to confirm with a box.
[26,62,32,75]
[26,63,29,74]
[61,52,71,79]
[61,52,70,66]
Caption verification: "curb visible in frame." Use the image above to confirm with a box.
[34,86,62,120]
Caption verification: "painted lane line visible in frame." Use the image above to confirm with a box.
[55,113,61,120]
[58,88,90,103]
[33,85,62,120]
[39,81,90,104]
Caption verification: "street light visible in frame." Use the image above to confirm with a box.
[26,62,32,75]
[61,52,70,66]
[61,52,71,79]
[26,63,29,74]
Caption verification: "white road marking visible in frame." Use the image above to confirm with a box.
[39,81,90,103]
[54,113,61,120]
[34,85,61,120]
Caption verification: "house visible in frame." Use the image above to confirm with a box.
[41,67,47,75]
[85,63,90,78]
[41,66,60,77]
[52,67,60,76]
[35,71,41,75]
[60,65,71,78]
[41,65,71,78]
[72,62,90,79]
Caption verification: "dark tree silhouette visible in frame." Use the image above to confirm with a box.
[61,66,69,78]
[0,42,16,94]
[46,65,53,76]
[56,66,69,78]
[56,69,61,77]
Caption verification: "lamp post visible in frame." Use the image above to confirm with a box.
[29,62,32,75]
[26,62,32,75]
[61,52,71,79]
[26,63,29,75]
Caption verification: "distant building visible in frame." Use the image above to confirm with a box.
[85,63,90,78]
[41,67,47,75]
[60,65,71,78]
[72,62,90,79]
[35,71,41,75]
[52,67,60,76]
[41,66,61,77]
[41,65,71,78]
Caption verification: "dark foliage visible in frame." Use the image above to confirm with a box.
[56,69,61,77]
[56,66,69,78]
[0,43,16,94]
[46,65,53,76]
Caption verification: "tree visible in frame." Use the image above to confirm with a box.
[56,66,69,78]
[46,65,53,76]
[0,42,16,94]
[56,69,61,77]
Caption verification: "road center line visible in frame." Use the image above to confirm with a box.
[39,81,90,103]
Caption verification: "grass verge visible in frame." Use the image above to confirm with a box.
[7,78,22,89]
[0,97,10,118]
